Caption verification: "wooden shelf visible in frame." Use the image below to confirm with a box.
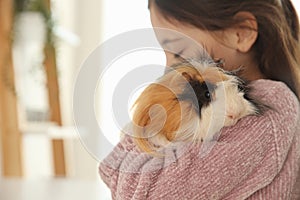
[0,0,23,177]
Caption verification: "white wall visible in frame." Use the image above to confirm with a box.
[292,0,300,13]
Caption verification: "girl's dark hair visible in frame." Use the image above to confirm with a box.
[150,0,300,99]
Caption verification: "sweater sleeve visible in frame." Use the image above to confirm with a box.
[99,80,300,200]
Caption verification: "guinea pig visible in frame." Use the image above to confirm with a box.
[131,59,264,155]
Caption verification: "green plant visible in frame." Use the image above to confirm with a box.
[14,0,55,44]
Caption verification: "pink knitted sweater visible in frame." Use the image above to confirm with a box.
[99,79,300,200]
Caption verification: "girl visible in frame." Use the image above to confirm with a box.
[99,0,300,199]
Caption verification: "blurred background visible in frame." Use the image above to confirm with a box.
[0,0,159,199]
[0,0,300,199]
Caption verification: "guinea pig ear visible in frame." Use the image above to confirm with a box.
[182,72,193,82]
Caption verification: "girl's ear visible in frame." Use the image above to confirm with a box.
[234,11,258,53]
[224,11,258,53]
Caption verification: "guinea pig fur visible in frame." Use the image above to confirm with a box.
[131,60,263,155]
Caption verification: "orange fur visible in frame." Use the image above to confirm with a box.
[132,83,182,154]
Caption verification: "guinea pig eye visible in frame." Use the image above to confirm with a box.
[205,91,211,99]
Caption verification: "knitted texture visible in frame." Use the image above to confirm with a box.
[99,79,300,200]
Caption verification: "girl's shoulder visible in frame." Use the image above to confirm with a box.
[249,79,299,114]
